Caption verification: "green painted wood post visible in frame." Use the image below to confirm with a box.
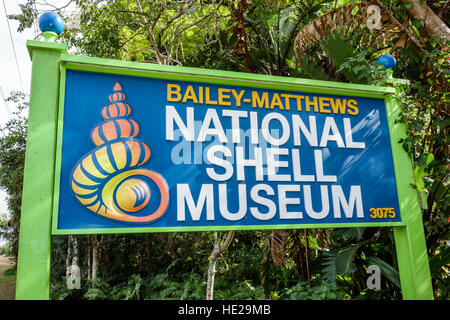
[15,40,67,300]
[386,80,434,300]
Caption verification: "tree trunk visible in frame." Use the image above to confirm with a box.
[92,245,98,284]
[206,231,235,300]
[66,235,80,289]
[206,249,218,300]
[91,235,102,285]
[71,236,80,289]
[65,235,73,279]
[402,0,450,41]
[87,245,91,281]
[304,229,311,287]
[71,236,79,268]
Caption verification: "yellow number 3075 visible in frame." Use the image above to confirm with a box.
[369,208,395,219]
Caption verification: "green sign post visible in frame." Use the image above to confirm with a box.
[15,23,433,300]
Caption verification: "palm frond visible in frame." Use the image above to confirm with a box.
[270,229,287,267]
[322,244,360,284]
[294,2,401,63]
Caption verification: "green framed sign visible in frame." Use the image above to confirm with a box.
[15,40,433,300]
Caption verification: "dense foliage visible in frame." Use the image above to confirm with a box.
[0,92,28,258]
[1,0,448,300]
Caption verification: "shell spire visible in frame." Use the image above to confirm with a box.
[92,82,140,147]
[101,82,131,119]
[114,82,122,91]
[70,82,169,223]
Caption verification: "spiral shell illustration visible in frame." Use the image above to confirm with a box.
[70,82,169,223]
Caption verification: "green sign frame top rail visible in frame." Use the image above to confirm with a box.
[15,39,433,300]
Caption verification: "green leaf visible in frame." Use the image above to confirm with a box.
[351,5,360,16]
[335,244,359,275]
[368,256,401,288]
[83,288,108,300]
[402,142,409,152]
[300,55,332,81]
[428,246,450,278]
[322,244,360,285]
[333,227,365,241]
[429,179,449,207]
[320,30,365,83]
[322,251,337,284]
[414,165,426,192]
[434,117,450,129]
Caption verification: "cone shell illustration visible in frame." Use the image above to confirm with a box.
[70,82,169,223]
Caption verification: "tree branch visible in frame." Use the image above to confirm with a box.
[135,0,165,64]
[219,231,235,252]
[400,0,450,42]
[160,0,196,35]
[374,0,425,50]
[437,0,449,19]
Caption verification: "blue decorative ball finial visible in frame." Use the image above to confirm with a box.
[38,12,64,42]
[377,54,396,70]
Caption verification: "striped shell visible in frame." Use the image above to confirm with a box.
[70,82,169,223]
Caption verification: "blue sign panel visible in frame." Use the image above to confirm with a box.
[55,69,401,231]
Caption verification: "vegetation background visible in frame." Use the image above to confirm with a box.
[0,0,448,300]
